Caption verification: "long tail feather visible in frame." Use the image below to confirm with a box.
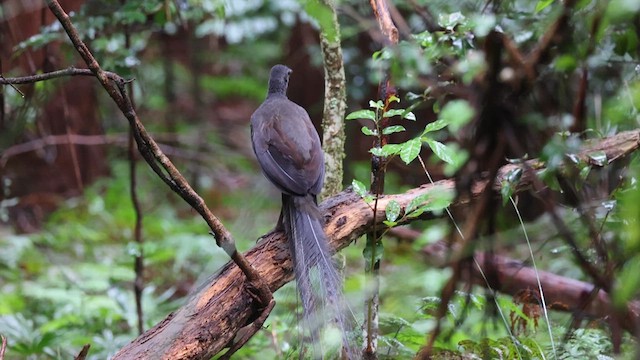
[282,194,354,358]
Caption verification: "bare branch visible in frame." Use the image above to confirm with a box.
[0,67,122,85]
[0,335,6,360]
[73,344,90,360]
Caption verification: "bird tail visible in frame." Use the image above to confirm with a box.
[282,194,354,358]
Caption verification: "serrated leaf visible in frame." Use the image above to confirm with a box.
[385,200,401,222]
[423,119,450,134]
[424,138,455,164]
[361,126,378,136]
[346,109,376,121]
[382,125,406,135]
[352,179,368,198]
[400,138,422,164]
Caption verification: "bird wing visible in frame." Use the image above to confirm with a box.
[251,99,324,196]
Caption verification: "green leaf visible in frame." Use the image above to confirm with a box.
[370,147,384,156]
[579,165,591,180]
[361,126,378,136]
[555,54,578,72]
[406,92,422,101]
[382,125,406,135]
[385,200,401,222]
[406,193,430,216]
[535,0,555,13]
[346,109,376,121]
[383,109,405,118]
[418,188,454,212]
[588,150,608,166]
[352,179,368,198]
[566,153,581,164]
[383,109,416,121]
[423,119,450,134]
[614,259,640,307]
[304,0,338,43]
[369,100,384,109]
[433,101,440,114]
[439,100,475,132]
[501,181,514,206]
[363,239,384,271]
[424,138,455,164]
[403,111,416,121]
[506,167,523,183]
[383,220,397,227]
[400,138,422,164]
[370,144,402,157]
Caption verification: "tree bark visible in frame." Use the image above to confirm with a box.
[319,0,347,199]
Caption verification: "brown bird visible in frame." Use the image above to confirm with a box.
[250,64,353,358]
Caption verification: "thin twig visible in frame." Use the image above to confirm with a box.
[0,67,122,85]
[121,12,145,335]
[365,1,399,357]
[0,335,6,360]
[73,344,90,360]
[0,74,25,96]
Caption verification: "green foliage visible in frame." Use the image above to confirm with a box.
[4,0,640,358]
[0,159,277,358]
[536,0,557,13]
[200,74,265,101]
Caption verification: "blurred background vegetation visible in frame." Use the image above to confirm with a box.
[1,0,640,358]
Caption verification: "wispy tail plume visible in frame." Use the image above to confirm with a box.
[282,194,354,358]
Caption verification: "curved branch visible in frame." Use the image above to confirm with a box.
[113,129,640,359]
